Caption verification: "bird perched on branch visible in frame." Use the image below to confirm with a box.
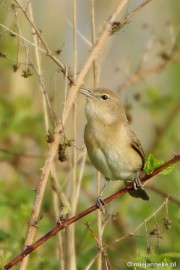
[80,88,149,207]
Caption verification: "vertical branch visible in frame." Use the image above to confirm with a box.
[62,65,69,126]
[96,171,103,270]
[66,1,78,270]
[91,1,102,269]
[72,0,77,217]
[28,3,49,131]
[51,168,65,270]
[91,0,99,88]
[18,3,50,270]
[74,150,87,209]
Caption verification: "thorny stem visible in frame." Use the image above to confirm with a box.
[4,154,180,270]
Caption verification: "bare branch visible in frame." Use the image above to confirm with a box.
[4,154,180,270]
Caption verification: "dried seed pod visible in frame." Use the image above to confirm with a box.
[46,131,54,143]
[110,21,122,34]
[163,218,172,230]
[58,144,67,162]
[58,136,74,162]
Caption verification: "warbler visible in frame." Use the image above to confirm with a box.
[80,88,149,204]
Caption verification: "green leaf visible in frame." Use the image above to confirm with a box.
[144,154,175,175]
[144,154,164,174]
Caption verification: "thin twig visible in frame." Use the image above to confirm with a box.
[67,0,78,269]
[66,18,92,47]
[90,1,102,269]
[14,0,74,84]
[147,186,180,205]
[107,198,168,248]
[91,0,99,87]
[0,23,46,53]
[28,3,49,131]
[118,36,179,91]
[4,154,180,269]
[51,168,66,270]
[150,102,180,152]
[74,150,87,210]
[84,252,100,270]
[120,0,153,28]
[96,171,103,270]
[18,3,51,270]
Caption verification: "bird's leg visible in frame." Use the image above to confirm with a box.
[96,178,110,212]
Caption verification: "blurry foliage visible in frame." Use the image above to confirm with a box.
[0,96,41,136]
[0,95,44,151]
[145,86,173,114]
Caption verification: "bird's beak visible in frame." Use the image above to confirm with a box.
[79,88,94,98]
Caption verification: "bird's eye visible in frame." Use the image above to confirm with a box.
[101,94,109,100]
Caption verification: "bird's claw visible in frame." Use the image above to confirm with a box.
[134,176,144,190]
[96,196,106,213]
[126,179,150,201]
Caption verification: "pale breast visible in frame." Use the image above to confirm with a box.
[84,121,143,181]
[103,143,142,180]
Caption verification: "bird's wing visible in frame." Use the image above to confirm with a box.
[130,130,145,170]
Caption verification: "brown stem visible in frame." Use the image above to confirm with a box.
[4,154,180,270]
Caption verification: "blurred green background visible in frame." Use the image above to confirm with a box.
[0,0,180,269]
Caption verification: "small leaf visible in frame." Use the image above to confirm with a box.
[144,154,163,174]
[144,154,175,175]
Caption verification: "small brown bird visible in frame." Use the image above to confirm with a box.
[80,88,149,204]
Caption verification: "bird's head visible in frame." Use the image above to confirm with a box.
[80,88,127,125]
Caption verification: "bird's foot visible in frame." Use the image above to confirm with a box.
[134,176,144,190]
[96,196,106,213]
[126,180,150,201]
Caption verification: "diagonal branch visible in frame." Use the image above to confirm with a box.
[4,154,180,270]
